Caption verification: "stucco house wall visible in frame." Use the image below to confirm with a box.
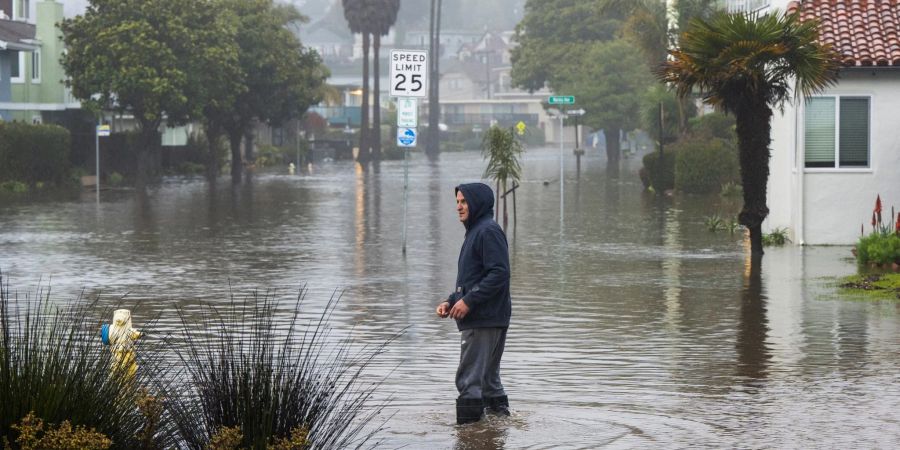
[768,70,900,245]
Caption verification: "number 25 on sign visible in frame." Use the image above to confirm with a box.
[390,49,428,98]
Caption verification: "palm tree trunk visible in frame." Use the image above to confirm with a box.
[426,0,442,158]
[495,180,500,220]
[512,182,517,228]
[735,101,773,256]
[373,33,382,161]
[360,32,371,163]
[502,179,508,230]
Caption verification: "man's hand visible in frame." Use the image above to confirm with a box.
[449,299,470,320]
[436,301,450,318]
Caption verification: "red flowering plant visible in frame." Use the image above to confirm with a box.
[855,195,900,268]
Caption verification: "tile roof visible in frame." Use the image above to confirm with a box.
[788,0,900,67]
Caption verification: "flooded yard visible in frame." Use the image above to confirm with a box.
[2,147,899,448]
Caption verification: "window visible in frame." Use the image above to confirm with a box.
[804,96,870,168]
[13,0,30,20]
[10,52,23,83]
[30,49,40,83]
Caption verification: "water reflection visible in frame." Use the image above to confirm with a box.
[454,420,509,450]
[735,255,770,383]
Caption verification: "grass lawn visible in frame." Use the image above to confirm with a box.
[838,273,900,301]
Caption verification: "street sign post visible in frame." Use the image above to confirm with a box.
[397,97,418,127]
[391,49,429,255]
[548,96,575,105]
[390,49,428,98]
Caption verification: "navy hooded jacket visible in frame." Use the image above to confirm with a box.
[447,183,511,330]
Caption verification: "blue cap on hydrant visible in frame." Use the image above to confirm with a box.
[100,323,110,345]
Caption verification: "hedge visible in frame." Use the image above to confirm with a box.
[673,136,739,194]
[642,149,676,192]
[0,122,71,186]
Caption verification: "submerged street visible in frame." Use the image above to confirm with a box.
[2,147,899,448]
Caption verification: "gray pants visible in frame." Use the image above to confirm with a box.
[456,327,507,399]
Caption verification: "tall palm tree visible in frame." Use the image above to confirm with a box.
[482,126,523,230]
[370,0,400,161]
[659,11,839,255]
[342,0,376,162]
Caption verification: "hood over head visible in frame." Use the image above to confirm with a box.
[455,183,495,229]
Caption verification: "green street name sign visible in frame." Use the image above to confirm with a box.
[548,95,575,105]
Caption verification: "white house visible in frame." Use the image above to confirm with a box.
[765,0,900,245]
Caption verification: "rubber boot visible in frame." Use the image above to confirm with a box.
[484,395,510,416]
[456,397,484,425]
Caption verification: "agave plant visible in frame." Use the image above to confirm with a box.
[167,289,395,449]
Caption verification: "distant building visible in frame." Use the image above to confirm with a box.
[0,0,38,120]
[7,1,81,123]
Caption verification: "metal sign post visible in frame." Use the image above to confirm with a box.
[96,122,110,203]
[549,95,576,233]
[391,49,428,255]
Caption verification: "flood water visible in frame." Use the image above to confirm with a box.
[2,147,900,448]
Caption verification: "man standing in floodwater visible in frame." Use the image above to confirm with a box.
[436,182,512,425]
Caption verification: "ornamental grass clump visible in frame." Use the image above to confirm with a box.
[0,273,177,449]
[167,289,395,450]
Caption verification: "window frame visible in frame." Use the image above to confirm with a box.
[803,95,872,171]
[30,49,40,83]
[13,0,30,20]
[10,51,24,83]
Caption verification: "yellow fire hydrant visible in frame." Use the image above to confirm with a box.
[100,309,141,379]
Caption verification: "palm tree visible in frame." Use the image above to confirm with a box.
[342,0,376,162]
[370,0,400,161]
[482,126,524,230]
[659,11,839,255]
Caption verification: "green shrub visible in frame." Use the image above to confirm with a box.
[0,122,71,186]
[688,112,736,141]
[856,232,900,266]
[0,181,27,193]
[673,136,739,194]
[642,150,676,193]
[107,172,124,186]
[762,228,792,247]
[255,145,288,167]
[705,214,725,232]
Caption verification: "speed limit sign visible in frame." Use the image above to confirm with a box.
[390,49,428,98]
